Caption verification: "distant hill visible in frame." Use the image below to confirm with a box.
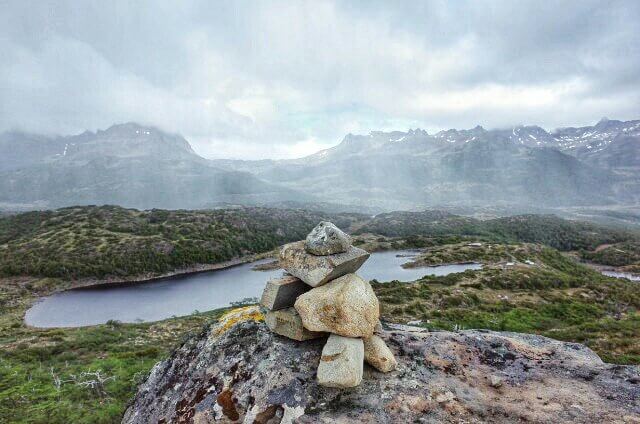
[1,205,635,279]
[354,210,636,250]
[0,123,306,210]
[0,205,364,278]
[2,118,639,210]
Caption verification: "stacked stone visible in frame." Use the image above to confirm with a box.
[260,221,397,388]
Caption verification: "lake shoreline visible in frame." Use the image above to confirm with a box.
[47,251,278,294]
[21,252,276,328]
[582,261,640,281]
[25,250,485,328]
[402,259,479,269]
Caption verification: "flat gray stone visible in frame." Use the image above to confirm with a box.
[279,241,370,287]
[317,334,364,388]
[305,221,352,255]
[264,308,326,341]
[260,275,310,311]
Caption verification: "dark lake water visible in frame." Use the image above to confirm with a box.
[25,250,481,328]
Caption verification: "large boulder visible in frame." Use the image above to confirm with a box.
[305,221,352,256]
[279,241,369,287]
[363,334,397,372]
[123,319,640,423]
[317,334,364,388]
[294,273,379,338]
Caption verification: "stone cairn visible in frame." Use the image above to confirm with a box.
[259,221,397,388]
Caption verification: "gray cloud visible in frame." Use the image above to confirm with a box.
[1,0,639,159]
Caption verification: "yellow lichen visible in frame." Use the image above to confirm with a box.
[214,305,264,335]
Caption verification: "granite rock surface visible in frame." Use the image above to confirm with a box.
[122,316,640,424]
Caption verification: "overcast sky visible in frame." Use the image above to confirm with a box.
[1,0,639,159]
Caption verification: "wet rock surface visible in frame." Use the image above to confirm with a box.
[122,319,640,423]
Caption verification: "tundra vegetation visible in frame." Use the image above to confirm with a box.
[0,206,639,423]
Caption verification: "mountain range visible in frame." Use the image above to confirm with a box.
[0,123,303,210]
[1,118,638,211]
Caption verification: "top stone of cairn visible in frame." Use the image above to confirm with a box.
[305,221,352,256]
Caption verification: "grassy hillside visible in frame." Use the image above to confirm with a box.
[372,243,640,364]
[0,275,233,424]
[2,206,635,282]
[0,205,362,280]
[2,242,639,423]
[581,241,640,272]
[355,210,636,250]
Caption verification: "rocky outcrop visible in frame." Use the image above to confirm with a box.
[122,314,640,424]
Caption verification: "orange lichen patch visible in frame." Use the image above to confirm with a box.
[253,405,279,423]
[214,305,264,335]
[385,394,433,413]
[216,389,240,421]
[320,352,341,362]
[425,355,455,371]
[501,337,553,361]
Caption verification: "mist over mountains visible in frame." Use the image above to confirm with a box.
[1,118,639,211]
[0,123,304,210]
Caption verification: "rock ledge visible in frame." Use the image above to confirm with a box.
[123,317,640,423]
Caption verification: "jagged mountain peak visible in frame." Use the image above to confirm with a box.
[507,125,555,147]
[331,128,431,155]
[314,118,638,159]
[433,125,487,144]
[0,122,303,210]
[59,122,198,159]
[101,122,162,135]
[552,118,640,153]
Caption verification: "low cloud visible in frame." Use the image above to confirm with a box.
[1,0,639,159]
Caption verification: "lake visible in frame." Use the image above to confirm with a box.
[25,250,481,328]
[601,270,640,282]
